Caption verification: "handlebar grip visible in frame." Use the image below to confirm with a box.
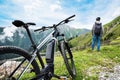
[35,14,76,32]
[65,15,75,20]
[27,23,36,25]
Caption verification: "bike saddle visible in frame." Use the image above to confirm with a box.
[12,20,36,27]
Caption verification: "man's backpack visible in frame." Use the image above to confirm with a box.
[94,23,102,36]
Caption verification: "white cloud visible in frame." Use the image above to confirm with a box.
[3,26,17,37]
[7,0,70,28]
[100,0,120,24]
[50,4,62,12]
[0,26,17,42]
[112,7,120,17]
[0,0,120,30]
[0,26,25,43]
[70,21,92,29]
[73,0,120,29]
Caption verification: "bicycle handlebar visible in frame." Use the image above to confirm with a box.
[34,14,75,32]
[34,26,52,32]
[56,14,75,26]
[63,14,75,22]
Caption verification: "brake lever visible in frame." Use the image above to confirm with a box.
[34,26,49,32]
[64,19,69,23]
[41,26,46,31]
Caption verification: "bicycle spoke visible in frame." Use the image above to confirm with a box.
[0,46,40,80]
[9,58,26,78]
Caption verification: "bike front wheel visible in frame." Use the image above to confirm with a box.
[60,41,76,78]
[0,46,40,80]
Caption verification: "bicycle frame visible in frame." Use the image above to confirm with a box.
[33,30,58,68]
[37,30,54,50]
[17,29,61,79]
[10,15,75,79]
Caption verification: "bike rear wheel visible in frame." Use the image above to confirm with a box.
[0,46,40,80]
[60,41,76,78]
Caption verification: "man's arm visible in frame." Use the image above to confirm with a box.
[92,24,95,35]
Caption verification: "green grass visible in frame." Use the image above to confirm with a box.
[21,45,120,80]
[53,45,120,80]
[20,72,35,80]
[73,45,120,80]
[69,33,92,48]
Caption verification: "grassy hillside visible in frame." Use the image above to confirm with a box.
[72,45,120,80]
[69,32,92,49]
[103,16,120,41]
[21,44,120,80]
[51,45,120,80]
[69,16,120,49]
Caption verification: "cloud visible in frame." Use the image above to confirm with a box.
[0,26,26,43]
[0,26,17,42]
[71,0,120,29]
[112,8,120,17]
[70,21,92,29]
[0,0,120,30]
[50,4,62,12]
[6,0,70,27]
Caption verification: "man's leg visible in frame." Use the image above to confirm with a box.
[92,35,96,50]
[97,36,101,51]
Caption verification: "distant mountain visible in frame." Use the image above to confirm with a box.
[58,25,90,39]
[75,28,90,36]
[0,27,4,34]
[69,15,120,49]
[0,25,90,50]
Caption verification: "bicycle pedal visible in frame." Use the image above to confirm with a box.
[60,76,68,80]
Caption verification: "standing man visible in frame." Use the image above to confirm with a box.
[92,17,104,51]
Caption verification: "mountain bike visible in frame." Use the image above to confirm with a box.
[0,15,76,80]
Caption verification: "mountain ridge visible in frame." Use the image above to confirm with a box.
[0,25,90,50]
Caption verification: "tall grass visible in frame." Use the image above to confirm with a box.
[22,45,120,80]
[53,45,120,80]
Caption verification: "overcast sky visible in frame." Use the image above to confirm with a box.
[0,0,120,29]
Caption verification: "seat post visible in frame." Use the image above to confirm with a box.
[24,26,36,49]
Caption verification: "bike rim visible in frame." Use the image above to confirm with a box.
[0,53,36,80]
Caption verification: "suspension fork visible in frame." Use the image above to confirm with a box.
[64,42,73,58]
[58,41,62,53]
[58,40,73,59]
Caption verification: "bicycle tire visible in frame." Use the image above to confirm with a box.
[0,46,40,80]
[60,41,76,78]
